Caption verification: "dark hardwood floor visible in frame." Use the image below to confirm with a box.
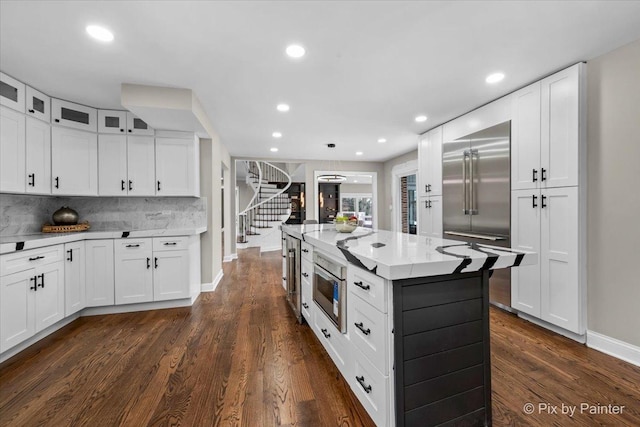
[1,248,639,426]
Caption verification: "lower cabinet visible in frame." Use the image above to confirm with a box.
[313,306,352,374]
[418,195,442,238]
[85,240,115,307]
[350,346,391,427]
[0,257,64,353]
[64,241,86,316]
[153,250,189,301]
[300,259,313,321]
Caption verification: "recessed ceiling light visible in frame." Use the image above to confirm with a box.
[277,103,290,112]
[272,132,282,138]
[486,72,505,84]
[270,147,279,152]
[415,115,427,123]
[286,44,306,58]
[353,180,359,183]
[378,138,387,143]
[355,151,363,156]
[86,25,114,42]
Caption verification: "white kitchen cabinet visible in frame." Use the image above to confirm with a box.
[85,240,115,307]
[0,72,25,112]
[98,134,128,196]
[0,106,26,193]
[511,186,582,334]
[155,136,199,196]
[25,86,50,123]
[418,195,442,238]
[64,241,85,316]
[349,346,390,427]
[51,127,98,196]
[127,136,156,196]
[418,126,443,198]
[348,292,390,375]
[98,109,127,134]
[511,82,541,191]
[51,98,97,132]
[34,261,65,332]
[511,64,583,190]
[25,116,51,194]
[153,251,189,301]
[126,112,154,136]
[114,239,154,305]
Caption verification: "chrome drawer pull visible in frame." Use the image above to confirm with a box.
[354,281,370,291]
[355,322,371,336]
[356,376,372,393]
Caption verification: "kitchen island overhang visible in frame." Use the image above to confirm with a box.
[281,224,537,427]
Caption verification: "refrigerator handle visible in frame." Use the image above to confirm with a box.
[469,150,478,215]
[462,150,469,215]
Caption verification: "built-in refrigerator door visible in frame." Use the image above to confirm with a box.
[442,137,471,233]
[468,121,511,245]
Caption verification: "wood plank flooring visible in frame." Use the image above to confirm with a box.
[1,247,639,426]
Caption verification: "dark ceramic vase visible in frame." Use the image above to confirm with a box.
[52,206,79,225]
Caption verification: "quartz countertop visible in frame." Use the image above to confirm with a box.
[281,224,537,281]
[0,227,207,255]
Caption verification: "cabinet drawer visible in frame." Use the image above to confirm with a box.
[114,238,152,255]
[301,275,313,321]
[1,245,64,277]
[301,259,313,283]
[348,266,388,313]
[350,347,390,427]
[301,241,313,262]
[152,236,188,252]
[349,293,390,375]
[313,307,351,373]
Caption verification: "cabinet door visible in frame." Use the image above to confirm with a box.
[427,126,443,196]
[510,189,541,316]
[51,127,98,195]
[126,112,154,136]
[127,136,156,196]
[25,86,50,123]
[155,137,198,196]
[64,241,86,316]
[541,64,581,188]
[417,135,429,198]
[25,116,51,194]
[51,98,97,132]
[98,134,128,196]
[540,187,580,333]
[511,82,541,190]
[153,250,189,301]
[0,72,25,112]
[0,269,35,353]
[98,110,127,134]
[418,196,442,238]
[0,106,26,193]
[114,239,153,304]
[85,240,115,307]
[34,261,65,333]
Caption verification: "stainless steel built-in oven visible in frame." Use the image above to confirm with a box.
[313,252,347,333]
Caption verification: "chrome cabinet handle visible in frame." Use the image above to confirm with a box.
[462,150,469,214]
[353,281,370,291]
[356,376,372,393]
[355,322,371,336]
[469,149,478,215]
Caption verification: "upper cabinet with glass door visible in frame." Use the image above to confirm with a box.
[25,86,50,123]
[0,72,25,113]
[126,112,154,136]
[98,110,127,134]
[52,98,97,132]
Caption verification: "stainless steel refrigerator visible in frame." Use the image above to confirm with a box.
[442,120,512,310]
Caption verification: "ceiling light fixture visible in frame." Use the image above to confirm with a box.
[318,174,347,183]
[355,151,363,156]
[272,132,282,138]
[486,72,505,84]
[378,138,387,143]
[270,147,279,152]
[415,115,427,123]
[286,44,306,58]
[277,103,290,112]
[86,25,114,42]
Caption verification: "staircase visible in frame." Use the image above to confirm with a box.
[238,161,292,252]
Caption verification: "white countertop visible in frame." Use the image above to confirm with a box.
[0,227,207,255]
[281,224,537,281]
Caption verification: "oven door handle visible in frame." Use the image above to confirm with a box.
[314,265,339,283]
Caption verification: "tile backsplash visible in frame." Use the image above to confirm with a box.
[0,194,207,236]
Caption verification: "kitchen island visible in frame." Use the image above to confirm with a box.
[281,224,536,427]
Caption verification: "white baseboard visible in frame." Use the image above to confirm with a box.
[82,299,193,316]
[223,253,238,262]
[518,312,586,343]
[587,330,640,367]
[201,282,214,292]
[260,245,282,253]
[201,269,225,292]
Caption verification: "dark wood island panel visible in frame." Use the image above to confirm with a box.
[393,270,492,427]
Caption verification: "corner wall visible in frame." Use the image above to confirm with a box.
[586,39,640,347]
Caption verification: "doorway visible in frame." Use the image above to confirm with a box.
[401,174,417,234]
[313,171,378,229]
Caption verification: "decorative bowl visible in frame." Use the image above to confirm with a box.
[335,221,358,233]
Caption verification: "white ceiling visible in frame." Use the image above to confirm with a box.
[2,1,640,162]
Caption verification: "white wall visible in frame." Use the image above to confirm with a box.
[382,150,419,231]
[586,39,640,347]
